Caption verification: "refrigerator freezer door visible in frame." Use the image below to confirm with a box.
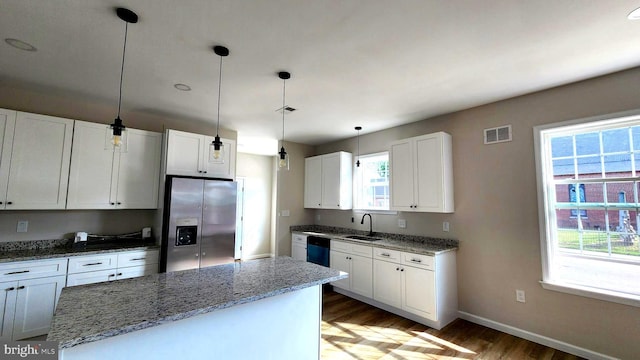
[166,178,204,272]
[200,180,237,268]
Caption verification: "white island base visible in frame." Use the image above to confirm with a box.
[61,285,321,360]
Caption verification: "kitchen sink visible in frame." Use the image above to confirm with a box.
[345,235,383,241]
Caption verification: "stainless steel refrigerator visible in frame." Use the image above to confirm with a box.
[160,176,237,272]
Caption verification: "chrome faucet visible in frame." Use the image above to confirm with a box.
[361,213,373,236]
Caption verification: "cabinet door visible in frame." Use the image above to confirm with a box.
[202,136,235,179]
[67,121,115,209]
[66,269,115,287]
[12,275,66,340]
[0,281,18,341]
[5,113,73,210]
[304,156,322,208]
[329,250,351,290]
[166,130,204,176]
[0,109,17,206]
[389,139,414,211]
[414,135,442,211]
[373,259,402,308]
[115,129,162,208]
[402,266,436,320]
[292,243,307,262]
[350,254,373,298]
[321,153,341,209]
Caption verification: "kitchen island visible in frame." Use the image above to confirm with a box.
[47,257,346,360]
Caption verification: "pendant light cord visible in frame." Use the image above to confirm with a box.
[216,55,223,135]
[281,78,286,144]
[117,22,129,119]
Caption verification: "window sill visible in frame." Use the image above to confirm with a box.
[352,209,398,215]
[540,280,640,307]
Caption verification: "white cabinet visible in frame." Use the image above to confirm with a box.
[291,234,307,261]
[0,110,73,210]
[66,249,159,287]
[372,248,444,322]
[304,151,352,209]
[67,121,162,209]
[330,240,373,297]
[390,132,454,213]
[165,129,236,179]
[0,258,67,340]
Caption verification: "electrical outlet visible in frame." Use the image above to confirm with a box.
[281,210,290,217]
[397,219,407,228]
[516,289,526,303]
[17,220,28,233]
[443,221,450,232]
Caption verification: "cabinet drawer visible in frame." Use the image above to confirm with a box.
[117,249,159,268]
[373,248,401,262]
[117,264,157,280]
[0,258,67,282]
[351,243,373,258]
[67,269,115,287]
[68,254,117,274]
[331,240,351,252]
[292,234,307,246]
[401,252,434,270]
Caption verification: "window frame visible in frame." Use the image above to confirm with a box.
[353,151,392,211]
[534,109,640,307]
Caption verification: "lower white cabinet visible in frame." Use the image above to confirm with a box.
[330,240,373,298]
[66,249,159,287]
[332,241,457,330]
[291,234,307,262]
[0,258,67,341]
[373,248,440,321]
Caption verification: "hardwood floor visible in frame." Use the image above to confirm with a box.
[321,291,584,360]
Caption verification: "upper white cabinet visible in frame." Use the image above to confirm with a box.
[389,132,454,213]
[67,121,162,209]
[304,151,352,209]
[0,110,73,210]
[165,129,236,179]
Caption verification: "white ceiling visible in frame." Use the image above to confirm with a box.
[2,1,640,154]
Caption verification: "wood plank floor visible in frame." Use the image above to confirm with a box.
[321,291,585,360]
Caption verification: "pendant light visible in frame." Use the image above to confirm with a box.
[210,45,229,163]
[109,7,138,149]
[277,71,291,171]
[355,126,362,167]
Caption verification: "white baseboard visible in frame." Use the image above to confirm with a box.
[242,253,273,260]
[458,311,618,360]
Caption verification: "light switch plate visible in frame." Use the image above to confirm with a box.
[17,220,28,233]
[443,221,450,232]
[281,210,290,217]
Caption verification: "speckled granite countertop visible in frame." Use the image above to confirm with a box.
[0,239,159,264]
[291,225,458,255]
[47,256,346,349]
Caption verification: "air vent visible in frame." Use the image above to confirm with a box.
[484,125,512,144]
[275,106,296,113]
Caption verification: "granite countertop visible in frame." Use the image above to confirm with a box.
[291,225,458,255]
[0,239,159,264]
[47,256,346,349]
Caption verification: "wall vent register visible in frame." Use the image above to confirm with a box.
[484,125,512,144]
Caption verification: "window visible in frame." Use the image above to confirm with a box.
[535,111,640,306]
[354,152,389,210]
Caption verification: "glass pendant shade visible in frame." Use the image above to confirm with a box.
[278,145,289,171]
[209,135,225,163]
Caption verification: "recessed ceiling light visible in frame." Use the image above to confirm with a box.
[4,38,37,52]
[629,6,640,20]
[174,83,191,91]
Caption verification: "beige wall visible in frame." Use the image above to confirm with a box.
[315,66,640,359]
[274,141,316,256]
[236,153,273,259]
[0,81,236,243]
